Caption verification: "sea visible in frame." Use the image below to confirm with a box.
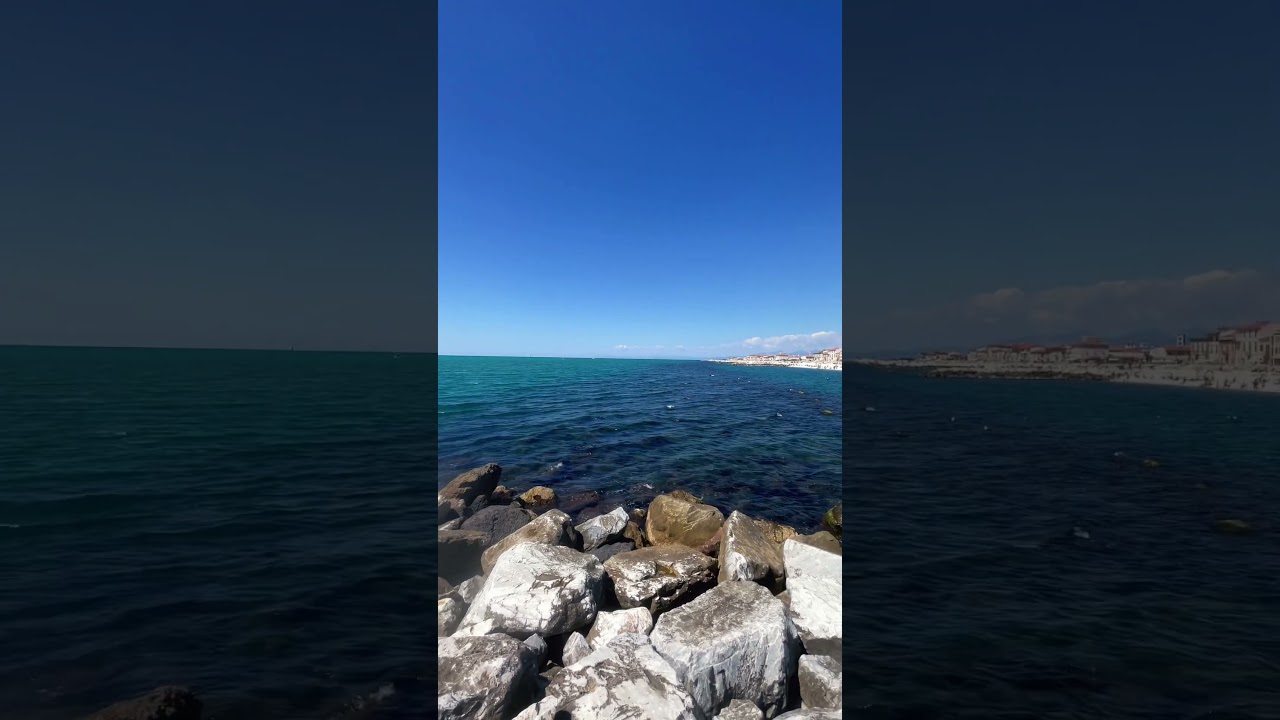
[0,346,432,720]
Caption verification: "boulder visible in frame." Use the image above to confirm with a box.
[562,631,592,667]
[775,711,842,719]
[586,607,654,650]
[481,509,582,574]
[783,539,842,658]
[646,492,725,548]
[439,577,454,595]
[491,485,515,504]
[440,463,503,509]
[798,654,841,709]
[603,545,716,615]
[821,502,842,539]
[588,540,636,564]
[438,597,465,636]
[776,590,791,609]
[438,530,489,584]
[698,526,725,557]
[457,543,604,637]
[793,531,841,556]
[518,486,558,508]
[719,510,798,586]
[624,520,648,548]
[468,494,490,514]
[439,497,466,525]
[438,633,540,720]
[456,575,485,604]
[718,699,765,719]
[524,634,548,665]
[439,517,463,531]
[461,505,535,546]
[649,581,799,719]
[82,686,202,720]
[513,633,701,720]
[576,507,630,551]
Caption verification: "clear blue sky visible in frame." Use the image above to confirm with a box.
[438,1,842,359]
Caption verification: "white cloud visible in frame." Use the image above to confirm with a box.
[730,330,841,353]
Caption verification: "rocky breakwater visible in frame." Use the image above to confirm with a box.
[437,465,844,719]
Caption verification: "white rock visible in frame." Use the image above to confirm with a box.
[456,543,604,637]
[718,698,765,719]
[438,634,539,720]
[798,654,841,709]
[587,607,654,650]
[438,597,465,637]
[481,509,581,574]
[562,631,592,667]
[782,539,842,657]
[513,633,701,720]
[576,506,631,551]
[650,580,800,718]
[603,545,716,614]
[457,575,485,604]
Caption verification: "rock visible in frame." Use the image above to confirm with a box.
[438,597,465,636]
[456,575,485,604]
[439,517,463,531]
[698,526,725,557]
[576,507,630,551]
[461,505,535,546]
[438,633,540,720]
[719,510,798,586]
[513,633,701,720]
[783,539,842,658]
[439,577,454,595]
[798,654,842,709]
[646,492,725,548]
[588,540,635,563]
[82,686,202,720]
[586,607,654,650]
[559,490,605,516]
[649,581,800,718]
[480,509,582,574]
[794,531,842,556]
[524,634,548,665]
[776,590,791,609]
[624,520,648,548]
[718,699,765,719]
[821,502,842,539]
[603,545,716,615]
[1216,519,1256,535]
[630,507,648,524]
[438,530,490,584]
[440,463,503,509]
[439,497,466,525]
[562,631,592,667]
[519,486,558,507]
[457,543,604,637]
[491,485,515,504]
[667,489,701,503]
[775,711,842,719]
[468,493,490,514]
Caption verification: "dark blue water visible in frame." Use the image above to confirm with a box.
[0,347,432,720]
[437,356,844,532]
[845,365,1280,719]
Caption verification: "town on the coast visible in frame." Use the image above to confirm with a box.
[709,347,843,371]
[856,321,1280,393]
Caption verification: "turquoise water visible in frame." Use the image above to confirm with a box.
[437,356,844,531]
[0,346,431,719]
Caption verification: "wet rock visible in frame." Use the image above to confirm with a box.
[83,686,202,720]
[440,463,503,509]
[798,654,841,709]
[481,509,582,574]
[438,633,539,720]
[646,492,725,548]
[794,531,841,556]
[783,539,842,658]
[775,711,842,719]
[438,597,465,636]
[456,575,485,604]
[624,520,648,548]
[518,486,558,508]
[821,502,842,539]
[603,545,716,615]
[513,633,700,720]
[718,699,765,720]
[439,517,463,532]
[461,505,535,546]
[559,490,605,517]
[588,540,635,564]
[438,530,489,584]
[562,631,592,667]
[586,607,654,650]
[649,581,799,718]
[719,510,798,586]
[576,507,630,551]
[1216,519,1256,535]
[457,543,604,637]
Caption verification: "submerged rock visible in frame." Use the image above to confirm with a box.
[587,607,654,650]
[438,634,540,720]
[461,505,535,546]
[519,486,558,508]
[513,633,700,720]
[798,654,841,709]
[457,543,604,638]
[438,596,465,637]
[650,581,800,718]
[481,509,582,574]
[562,631,592,667]
[719,510,797,586]
[821,502,842,539]
[603,545,716,615]
[438,530,490,584]
[82,686,202,720]
[647,492,725,548]
[1215,518,1257,535]
[718,699,765,719]
[576,506,630,551]
[783,539,842,658]
[440,464,503,509]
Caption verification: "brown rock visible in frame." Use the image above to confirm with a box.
[822,501,842,539]
[718,510,797,585]
[623,520,647,548]
[490,485,514,504]
[794,530,842,556]
[480,509,581,574]
[646,492,725,548]
[438,530,489,584]
[518,486,558,508]
[439,463,502,508]
[697,526,724,557]
[83,686,202,720]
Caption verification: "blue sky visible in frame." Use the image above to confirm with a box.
[438,1,842,359]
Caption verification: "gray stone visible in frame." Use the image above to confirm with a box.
[602,545,716,615]
[562,631,592,667]
[461,504,535,546]
[798,654,841,710]
[783,539,842,658]
[576,506,631,551]
[480,509,582,575]
[439,463,503,508]
[457,575,485,604]
[524,634,548,665]
[588,540,636,563]
[438,529,489,584]
[438,596,465,637]
[586,607,654,650]
[718,699,765,720]
[650,581,800,719]
[439,517,463,531]
[438,633,539,720]
[456,543,604,638]
[719,510,798,586]
[512,633,700,720]
[83,686,202,720]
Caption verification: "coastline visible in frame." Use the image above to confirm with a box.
[707,359,843,372]
[855,359,1280,394]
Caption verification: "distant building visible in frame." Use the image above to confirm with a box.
[1107,346,1147,363]
[1067,342,1108,363]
